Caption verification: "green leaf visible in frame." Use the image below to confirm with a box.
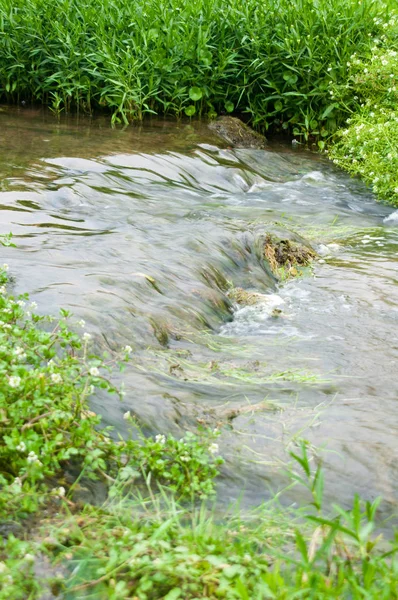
[283,71,298,84]
[189,87,203,102]
[274,100,283,112]
[164,589,182,600]
[321,103,339,119]
[184,105,196,117]
[224,101,234,113]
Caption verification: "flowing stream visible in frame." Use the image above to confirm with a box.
[1,108,398,515]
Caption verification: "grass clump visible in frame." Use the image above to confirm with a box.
[0,0,396,136]
[330,43,398,206]
[2,442,398,599]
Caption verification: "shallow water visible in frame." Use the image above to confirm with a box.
[1,107,398,514]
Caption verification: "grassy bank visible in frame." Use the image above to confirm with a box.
[1,241,398,599]
[0,0,396,136]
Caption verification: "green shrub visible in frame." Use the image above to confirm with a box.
[0,0,396,135]
[330,45,398,206]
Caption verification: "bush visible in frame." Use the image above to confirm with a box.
[330,44,398,206]
[0,0,396,136]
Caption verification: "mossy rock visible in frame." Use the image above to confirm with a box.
[264,234,316,279]
[208,116,266,148]
[227,287,283,307]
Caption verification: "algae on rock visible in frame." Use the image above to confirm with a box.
[264,234,316,280]
[208,116,266,148]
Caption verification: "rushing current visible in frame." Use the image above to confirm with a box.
[1,108,398,515]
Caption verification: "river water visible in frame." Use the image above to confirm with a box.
[1,108,398,514]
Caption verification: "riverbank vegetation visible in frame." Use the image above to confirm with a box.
[1,247,398,598]
[330,45,398,207]
[0,0,395,132]
[1,0,398,202]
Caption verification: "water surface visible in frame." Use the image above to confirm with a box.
[1,107,398,514]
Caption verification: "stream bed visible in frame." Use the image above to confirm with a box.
[1,108,398,515]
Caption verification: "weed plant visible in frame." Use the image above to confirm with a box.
[0,0,396,137]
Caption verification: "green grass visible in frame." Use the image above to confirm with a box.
[0,0,396,135]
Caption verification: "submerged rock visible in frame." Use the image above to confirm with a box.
[208,116,266,148]
[227,287,284,308]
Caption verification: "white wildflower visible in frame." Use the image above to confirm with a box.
[14,346,24,356]
[29,301,38,310]
[209,443,219,455]
[54,486,65,497]
[51,373,62,384]
[180,455,190,462]
[8,376,21,388]
[78,319,85,327]
[16,300,25,307]
[0,286,6,294]
[155,434,166,445]
[27,451,39,464]
[16,442,26,452]
[89,367,99,377]
[123,345,133,354]
[24,554,35,562]
[83,332,92,342]
[123,411,131,420]
[2,264,8,271]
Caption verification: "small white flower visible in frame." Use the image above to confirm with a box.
[209,443,219,455]
[27,451,39,464]
[16,300,25,307]
[14,346,24,356]
[29,301,38,310]
[123,345,133,354]
[0,286,6,294]
[16,442,26,452]
[89,367,99,377]
[123,411,131,420]
[24,554,35,562]
[155,434,166,445]
[2,264,9,271]
[51,373,62,384]
[8,376,21,388]
[54,486,65,497]
[180,455,190,462]
[83,332,92,342]
[78,319,85,327]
